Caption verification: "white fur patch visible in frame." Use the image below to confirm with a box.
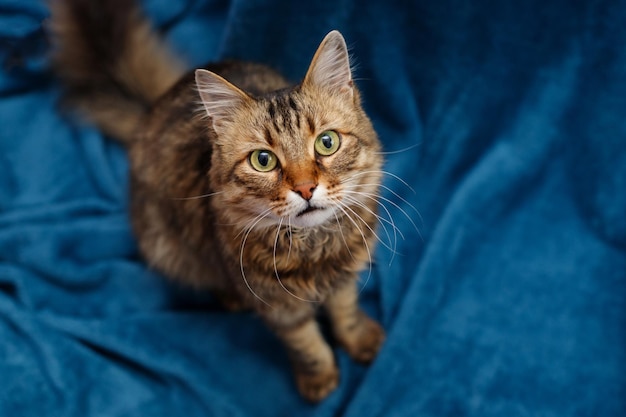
[284,185,337,228]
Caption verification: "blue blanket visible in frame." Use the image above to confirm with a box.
[2,0,625,415]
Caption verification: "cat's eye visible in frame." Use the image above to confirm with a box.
[249,149,278,172]
[314,130,341,156]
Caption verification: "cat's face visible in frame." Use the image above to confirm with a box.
[197,31,382,229]
[209,86,381,229]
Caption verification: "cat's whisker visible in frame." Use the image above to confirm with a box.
[170,190,225,201]
[343,173,424,238]
[346,186,423,242]
[337,199,395,254]
[239,209,274,308]
[341,194,396,249]
[343,190,406,264]
[334,202,373,295]
[342,192,403,240]
[286,216,293,262]
[341,169,417,195]
[341,194,399,265]
[273,218,317,303]
[352,181,422,223]
[342,190,406,239]
[234,209,272,240]
[374,142,421,156]
[333,211,356,262]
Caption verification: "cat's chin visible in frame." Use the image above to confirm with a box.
[289,207,335,229]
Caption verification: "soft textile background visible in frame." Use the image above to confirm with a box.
[1,0,625,416]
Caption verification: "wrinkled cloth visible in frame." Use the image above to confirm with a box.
[1,0,625,416]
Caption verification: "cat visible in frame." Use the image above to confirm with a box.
[49,0,385,402]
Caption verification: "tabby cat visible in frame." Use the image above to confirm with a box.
[49,0,385,402]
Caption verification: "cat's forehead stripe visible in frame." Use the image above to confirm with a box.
[306,115,315,135]
[267,100,276,119]
[265,94,301,135]
[288,96,299,112]
[263,127,274,146]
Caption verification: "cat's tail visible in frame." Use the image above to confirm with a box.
[48,0,186,144]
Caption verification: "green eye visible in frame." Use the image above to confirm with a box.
[314,130,341,156]
[249,150,278,172]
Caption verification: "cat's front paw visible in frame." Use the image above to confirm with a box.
[339,314,385,364]
[295,366,339,402]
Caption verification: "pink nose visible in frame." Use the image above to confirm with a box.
[293,181,317,200]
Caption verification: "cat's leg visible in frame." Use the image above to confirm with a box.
[263,306,339,402]
[325,281,385,363]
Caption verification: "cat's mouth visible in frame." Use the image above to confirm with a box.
[297,205,322,217]
[290,204,335,228]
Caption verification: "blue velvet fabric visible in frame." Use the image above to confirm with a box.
[1,0,625,415]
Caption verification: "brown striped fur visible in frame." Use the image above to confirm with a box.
[49,0,385,402]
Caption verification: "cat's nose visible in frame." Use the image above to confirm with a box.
[293,181,317,201]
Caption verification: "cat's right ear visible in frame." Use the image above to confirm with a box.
[195,69,251,132]
[303,31,353,99]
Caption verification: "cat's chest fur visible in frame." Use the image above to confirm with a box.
[216,207,375,305]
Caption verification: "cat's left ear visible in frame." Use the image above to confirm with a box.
[303,31,353,98]
[195,69,252,133]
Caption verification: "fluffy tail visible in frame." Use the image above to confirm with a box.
[48,0,186,144]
